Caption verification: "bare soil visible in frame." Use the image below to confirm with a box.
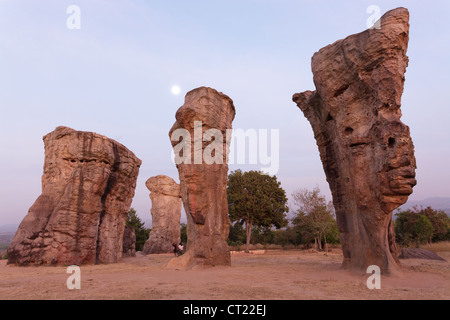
[0,249,448,300]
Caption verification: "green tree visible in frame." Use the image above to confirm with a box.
[227,170,289,253]
[291,187,339,250]
[250,226,275,246]
[273,227,302,249]
[126,208,150,251]
[419,206,450,242]
[228,222,246,246]
[180,223,187,244]
[415,215,434,245]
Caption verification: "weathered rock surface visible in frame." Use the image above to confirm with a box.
[8,126,141,265]
[142,175,181,254]
[293,8,416,274]
[167,87,235,269]
[123,225,136,257]
[399,248,446,261]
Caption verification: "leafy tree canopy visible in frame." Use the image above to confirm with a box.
[291,187,339,250]
[227,170,289,252]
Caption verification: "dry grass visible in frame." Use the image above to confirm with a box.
[420,241,450,253]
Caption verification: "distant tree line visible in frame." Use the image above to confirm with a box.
[394,206,450,247]
[226,170,450,251]
[227,170,339,251]
[127,170,450,253]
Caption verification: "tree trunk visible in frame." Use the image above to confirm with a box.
[317,233,322,251]
[245,220,252,253]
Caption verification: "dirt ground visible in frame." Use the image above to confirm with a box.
[0,249,448,300]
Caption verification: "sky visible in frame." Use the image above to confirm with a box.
[0,0,449,225]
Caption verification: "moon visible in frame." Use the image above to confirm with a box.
[171,85,181,95]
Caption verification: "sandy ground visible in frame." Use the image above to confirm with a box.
[0,249,448,300]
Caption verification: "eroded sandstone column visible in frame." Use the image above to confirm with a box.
[142,175,181,254]
[123,225,136,257]
[167,87,235,269]
[292,8,416,274]
[8,126,141,265]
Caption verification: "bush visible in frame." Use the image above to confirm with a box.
[0,250,7,260]
[395,207,443,247]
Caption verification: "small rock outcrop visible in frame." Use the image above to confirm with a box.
[292,8,416,274]
[142,175,182,254]
[122,225,136,257]
[167,87,235,269]
[8,126,141,265]
[399,248,446,261]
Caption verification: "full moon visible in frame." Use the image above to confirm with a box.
[171,85,181,95]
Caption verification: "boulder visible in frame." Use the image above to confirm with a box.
[399,248,446,261]
[7,126,141,265]
[142,175,182,254]
[293,8,416,274]
[167,87,235,269]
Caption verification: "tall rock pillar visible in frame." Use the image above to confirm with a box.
[142,175,182,254]
[293,8,416,274]
[8,126,141,265]
[167,87,235,269]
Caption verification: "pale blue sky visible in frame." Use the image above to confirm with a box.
[0,0,449,225]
